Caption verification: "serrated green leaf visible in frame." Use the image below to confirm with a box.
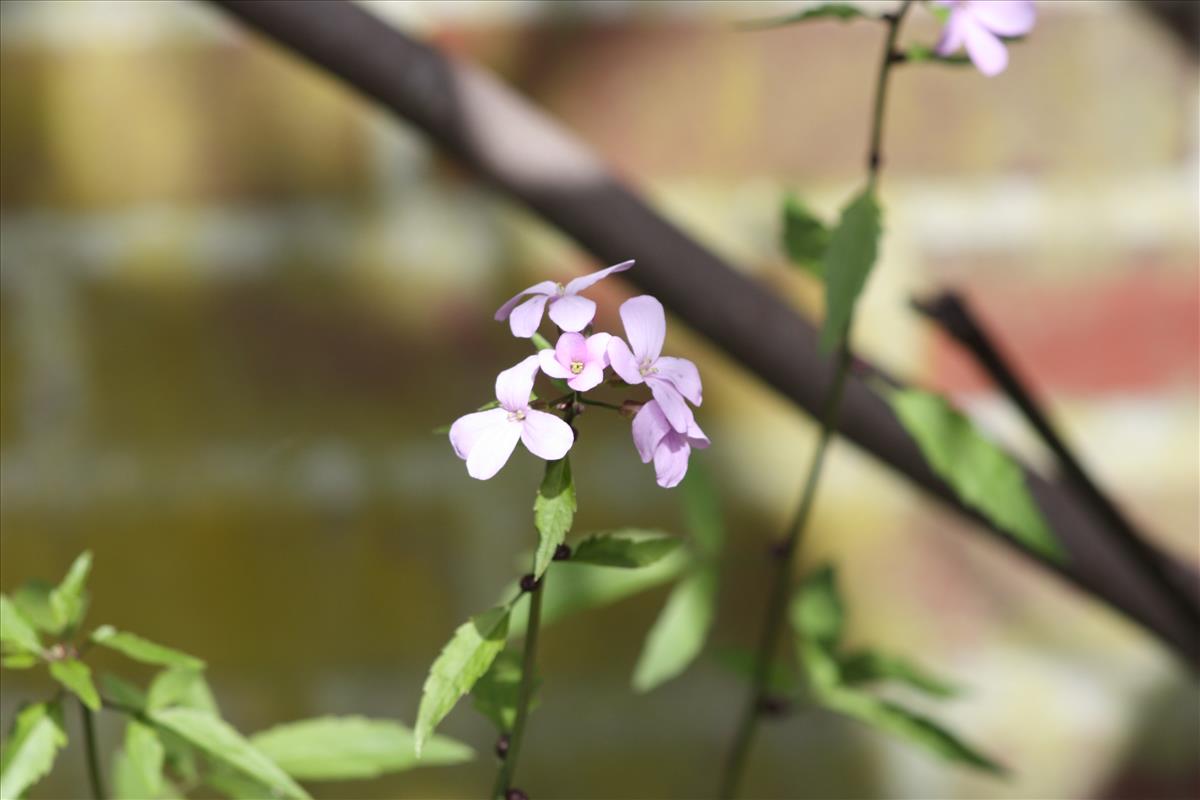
[886,389,1062,560]
[148,708,309,799]
[147,668,218,714]
[92,626,205,670]
[712,647,798,696]
[49,551,92,634]
[202,762,274,800]
[839,650,958,698]
[113,720,164,800]
[741,3,870,30]
[904,44,972,65]
[0,596,41,656]
[11,582,59,634]
[49,659,101,711]
[783,195,830,277]
[414,606,510,757]
[570,530,680,569]
[252,716,472,781]
[818,688,1004,774]
[0,702,67,800]
[820,188,882,351]
[633,567,718,692]
[472,650,538,733]
[533,457,576,578]
[790,566,844,650]
[101,673,148,713]
[680,460,724,560]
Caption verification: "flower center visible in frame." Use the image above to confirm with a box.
[554,282,566,296]
[507,409,526,422]
[570,360,585,375]
[639,360,657,377]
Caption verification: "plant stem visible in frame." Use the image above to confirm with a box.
[80,700,106,800]
[491,574,545,799]
[717,5,911,797]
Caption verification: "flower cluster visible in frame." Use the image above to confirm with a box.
[450,261,708,487]
[935,0,1036,77]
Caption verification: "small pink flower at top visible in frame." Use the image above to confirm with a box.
[449,355,574,480]
[935,0,1035,77]
[495,260,634,338]
[608,295,703,433]
[538,332,612,392]
[632,400,710,489]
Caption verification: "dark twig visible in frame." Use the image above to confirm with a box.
[81,701,106,800]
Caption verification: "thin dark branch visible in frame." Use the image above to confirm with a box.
[204,0,1199,666]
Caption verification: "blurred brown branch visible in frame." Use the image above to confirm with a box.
[207,0,1199,667]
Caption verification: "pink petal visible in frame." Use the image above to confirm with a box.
[967,0,1035,37]
[607,337,644,385]
[509,294,550,338]
[466,419,523,480]
[963,15,1008,75]
[568,362,605,392]
[449,407,510,460]
[563,259,634,294]
[520,410,575,461]
[686,417,711,450]
[632,401,672,463]
[495,354,540,411]
[555,332,590,365]
[935,11,968,56]
[653,356,702,406]
[619,295,666,364]
[585,332,612,366]
[652,434,691,488]
[494,280,558,322]
[538,348,571,380]
[646,377,694,433]
[547,294,596,332]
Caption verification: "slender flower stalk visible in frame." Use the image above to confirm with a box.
[717,4,912,797]
[80,700,106,800]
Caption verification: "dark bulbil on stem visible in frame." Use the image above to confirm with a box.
[552,543,572,561]
[518,573,541,593]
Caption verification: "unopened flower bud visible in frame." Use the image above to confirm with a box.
[495,734,510,759]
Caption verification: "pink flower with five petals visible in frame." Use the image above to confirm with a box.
[538,332,612,392]
[608,295,702,433]
[632,400,710,488]
[494,260,634,338]
[935,0,1036,77]
[449,355,574,480]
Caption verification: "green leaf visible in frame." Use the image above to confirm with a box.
[49,551,92,634]
[712,647,798,696]
[820,188,882,351]
[113,720,164,800]
[10,582,59,634]
[49,659,101,711]
[570,530,680,569]
[632,567,718,692]
[533,457,576,578]
[91,626,205,670]
[252,716,473,781]
[904,44,972,65]
[101,673,148,713]
[472,650,538,733]
[680,461,724,560]
[839,650,958,698]
[147,668,218,714]
[202,763,274,800]
[1,655,38,670]
[0,702,67,800]
[789,566,844,650]
[414,605,510,757]
[0,596,41,656]
[885,389,1062,560]
[148,708,310,800]
[782,195,830,277]
[817,688,1004,774]
[741,3,871,30]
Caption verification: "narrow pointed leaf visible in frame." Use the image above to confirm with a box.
[1,655,38,670]
[632,567,718,692]
[252,716,472,780]
[49,659,101,711]
[49,551,92,633]
[472,650,538,733]
[570,530,679,569]
[741,3,871,30]
[839,650,959,697]
[414,606,510,756]
[819,188,882,351]
[147,668,218,714]
[680,461,724,560]
[0,702,67,800]
[113,720,164,800]
[782,196,830,277]
[101,673,148,713]
[886,389,1062,560]
[92,626,205,670]
[148,708,310,799]
[0,597,41,656]
[533,458,576,578]
[11,582,59,634]
[790,566,844,650]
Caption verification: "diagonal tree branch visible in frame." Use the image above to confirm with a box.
[206,0,1198,666]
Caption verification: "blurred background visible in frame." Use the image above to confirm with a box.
[1,1,1197,798]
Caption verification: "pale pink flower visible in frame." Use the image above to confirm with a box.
[632,400,710,489]
[538,332,612,392]
[494,260,634,338]
[449,355,574,480]
[936,1,1035,77]
[608,295,703,433]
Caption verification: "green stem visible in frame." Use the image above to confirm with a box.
[80,700,106,800]
[491,572,545,799]
[717,5,911,797]
[578,397,622,411]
